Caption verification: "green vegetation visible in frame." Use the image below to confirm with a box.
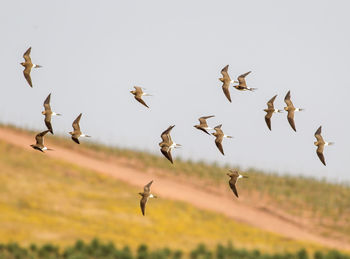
[0,240,349,259]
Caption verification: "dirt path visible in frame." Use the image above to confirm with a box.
[0,127,348,250]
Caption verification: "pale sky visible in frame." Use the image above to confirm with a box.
[0,0,349,181]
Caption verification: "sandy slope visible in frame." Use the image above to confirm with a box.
[0,127,348,250]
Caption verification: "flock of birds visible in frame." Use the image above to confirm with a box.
[20,47,334,216]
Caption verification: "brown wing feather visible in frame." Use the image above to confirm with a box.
[140,196,147,216]
[23,47,32,62]
[238,71,251,85]
[144,181,153,193]
[222,82,232,102]
[135,96,149,108]
[198,115,214,126]
[316,146,326,166]
[215,136,224,155]
[35,130,49,145]
[45,114,53,134]
[44,94,51,111]
[23,66,33,87]
[72,113,82,131]
[287,111,296,131]
[161,125,174,143]
[160,146,173,163]
[267,95,277,109]
[265,113,273,131]
[229,179,239,198]
[284,91,294,108]
[72,137,80,144]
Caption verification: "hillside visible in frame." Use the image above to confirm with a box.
[0,124,349,253]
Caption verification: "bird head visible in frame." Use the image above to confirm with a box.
[20,62,25,67]
[68,131,73,136]
[41,111,46,115]
[138,192,143,196]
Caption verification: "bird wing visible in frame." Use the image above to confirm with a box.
[222,82,232,102]
[314,126,325,143]
[45,114,53,134]
[23,66,33,87]
[287,110,296,131]
[35,130,49,145]
[196,127,211,135]
[135,96,149,108]
[284,91,295,108]
[140,196,148,216]
[134,86,143,94]
[229,178,239,198]
[72,136,80,144]
[264,112,273,130]
[161,125,174,143]
[144,180,153,193]
[72,113,82,131]
[237,71,251,85]
[267,95,277,109]
[220,65,230,78]
[43,93,51,111]
[316,145,326,166]
[215,135,224,155]
[23,47,32,63]
[198,115,214,126]
[160,145,173,164]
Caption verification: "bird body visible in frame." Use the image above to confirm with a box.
[194,115,215,135]
[130,86,151,108]
[30,130,52,152]
[212,124,232,155]
[314,126,333,166]
[139,180,157,216]
[219,65,234,102]
[69,113,91,144]
[159,125,181,163]
[264,95,282,130]
[20,47,42,87]
[227,170,248,198]
[284,91,303,132]
[233,71,256,91]
[42,93,61,134]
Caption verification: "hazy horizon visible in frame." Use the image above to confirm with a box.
[1,0,349,181]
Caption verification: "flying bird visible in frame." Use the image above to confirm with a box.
[314,126,334,166]
[69,113,91,144]
[139,180,157,216]
[30,130,52,152]
[227,169,248,198]
[219,65,234,102]
[194,115,215,135]
[42,93,61,134]
[212,124,232,155]
[130,86,152,108]
[264,95,282,130]
[159,125,181,163]
[233,71,256,91]
[284,91,303,132]
[20,47,42,87]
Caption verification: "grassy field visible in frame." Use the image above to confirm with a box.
[0,139,335,254]
[2,124,350,244]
